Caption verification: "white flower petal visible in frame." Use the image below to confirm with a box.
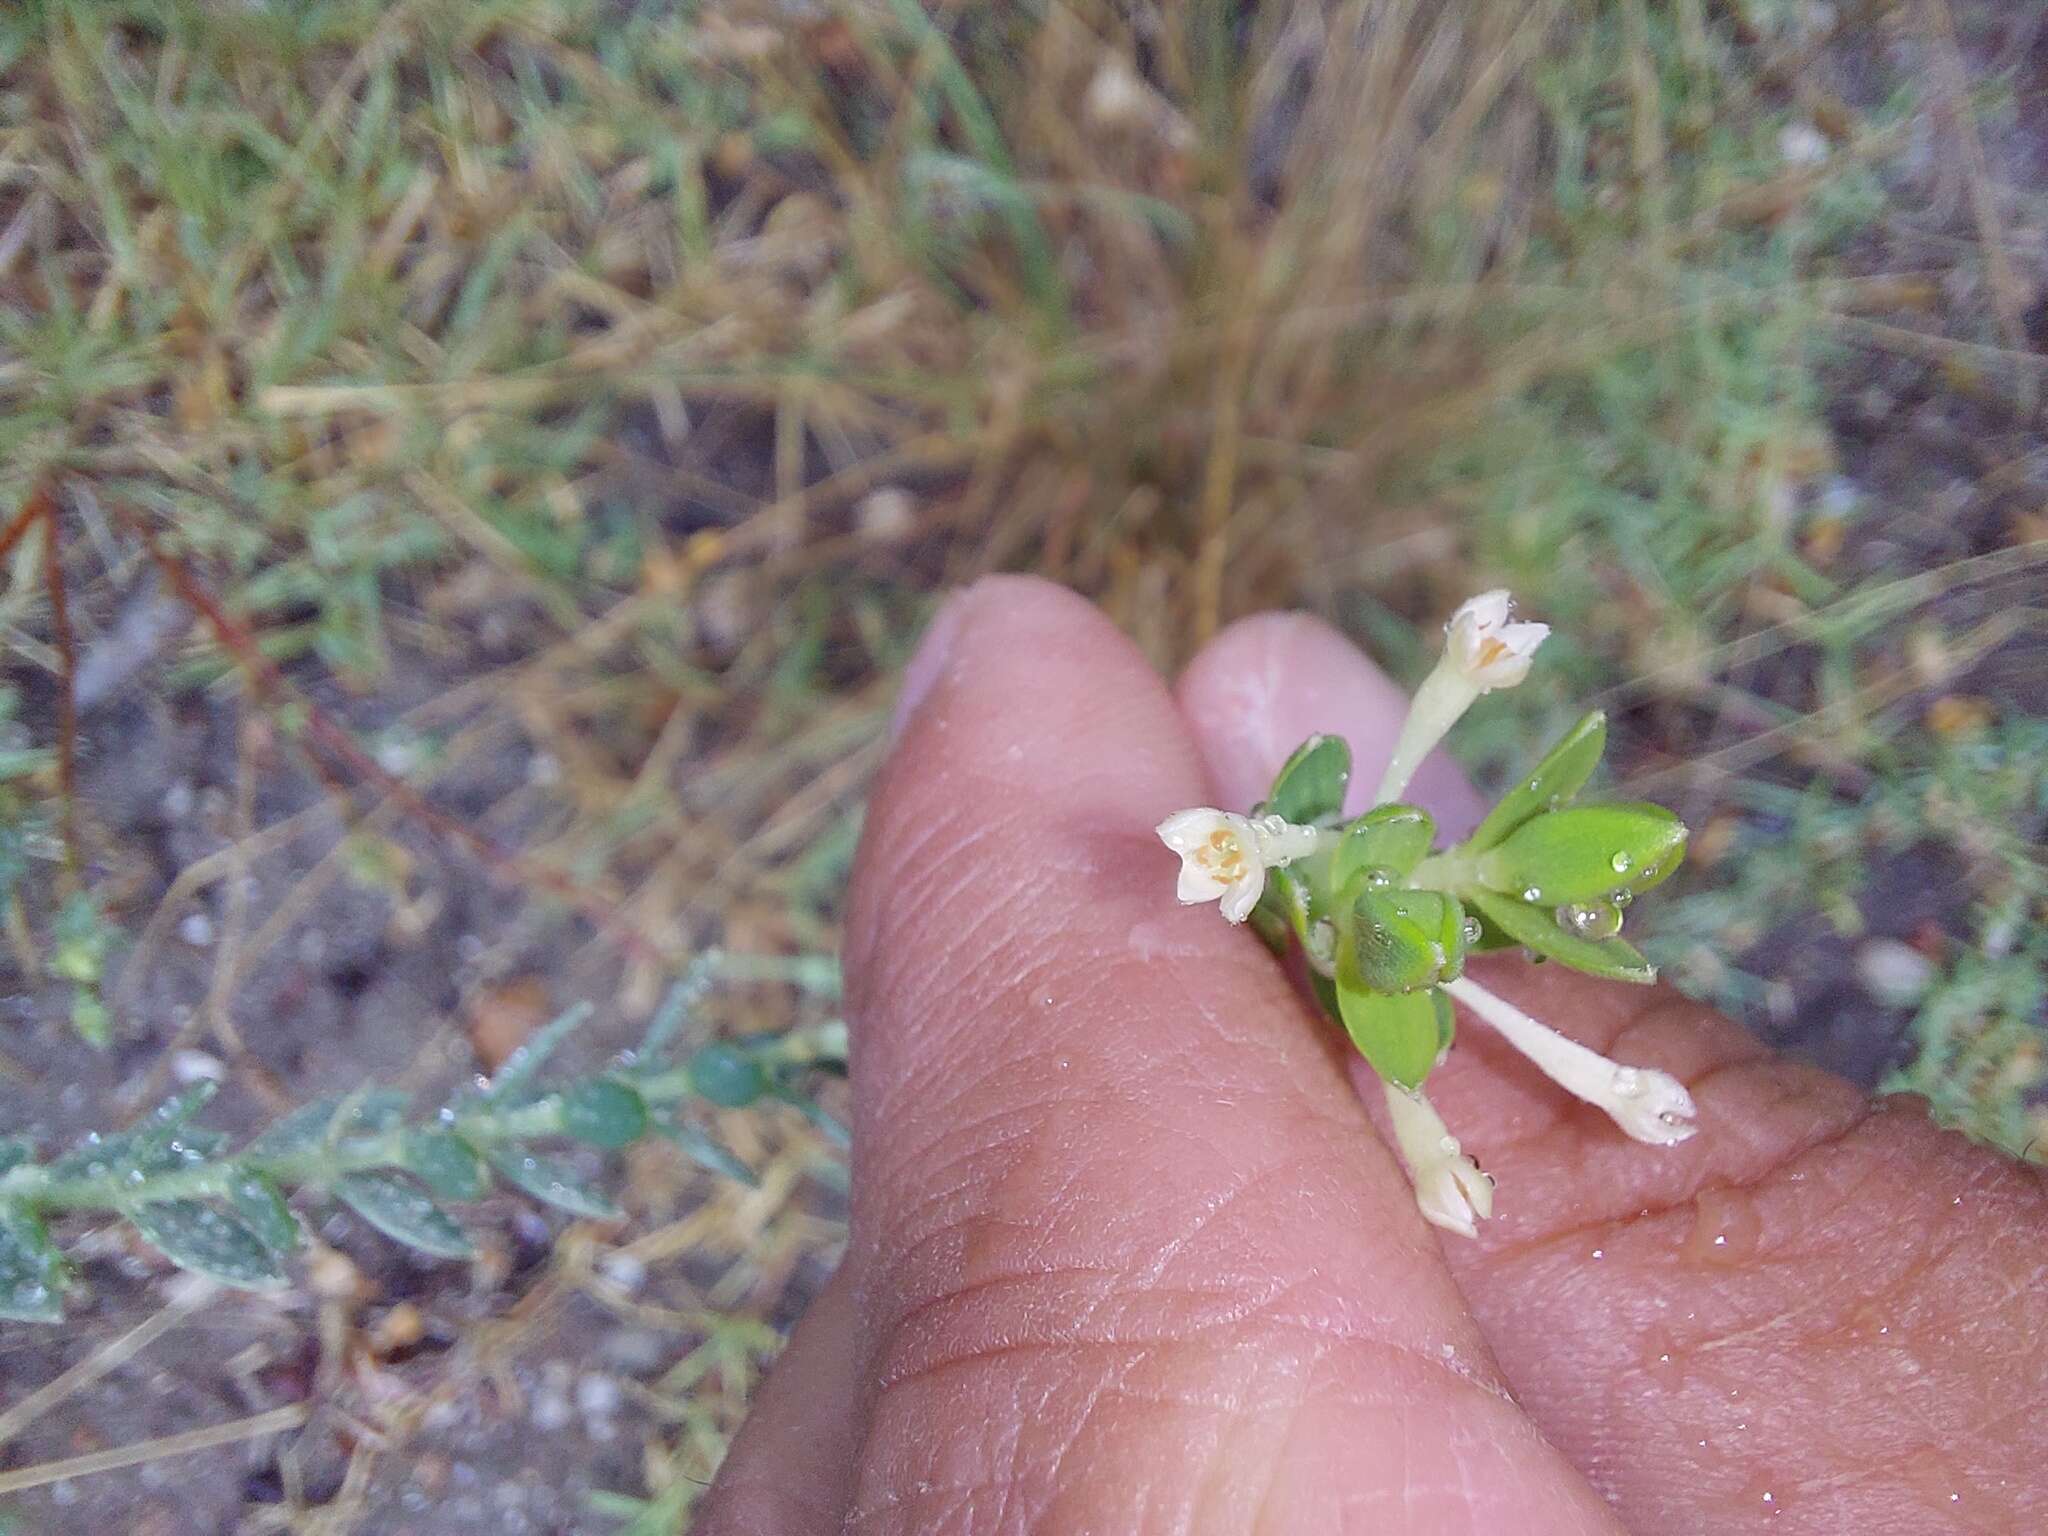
[1157,806,1318,923]
[1383,1082,1493,1240]
[1157,807,1232,852]
[1218,872,1266,924]
[1445,589,1547,691]
[1176,861,1230,904]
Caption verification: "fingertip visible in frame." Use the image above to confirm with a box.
[891,575,1124,744]
[1177,610,1487,834]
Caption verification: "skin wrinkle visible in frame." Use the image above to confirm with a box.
[1474,1092,1882,1271]
[875,1148,1343,1380]
[864,1329,1545,1536]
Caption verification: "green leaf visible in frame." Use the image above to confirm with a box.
[70,993,111,1049]
[0,1138,36,1177]
[0,1205,66,1322]
[1466,711,1607,852]
[225,1174,302,1257]
[1476,803,1687,906]
[560,1079,649,1150]
[659,1122,759,1187]
[686,1043,768,1108]
[1463,888,1657,984]
[1259,734,1352,826]
[1331,803,1435,887]
[402,1129,491,1201]
[485,1148,621,1219]
[1344,888,1465,994]
[1335,983,1450,1091]
[128,1200,289,1291]
[335,1171,474,1259]
[47,1084,222,1181]
[485,1002,594,1103]
[245,1090,408,1159]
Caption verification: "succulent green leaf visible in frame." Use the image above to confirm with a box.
[1476,803,1687,906]
[1331,803,1435,887]
[1463,887,1657,984]
[686,1043,768,1108]
[1334,982,1449,1092]
[402,1129,491,1201]
[485,1147,622,1219]
[0,1204,67,1322]
[560,1079,649,1149]
[128,1200,290,1291]
[335,1171,474,1259]
[1344,888,1465,994]
[1466,710,1607,852]
[225,1174,303,1256]
[1259,734,1352,826]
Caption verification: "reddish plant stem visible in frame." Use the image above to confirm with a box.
[0,487,50,569]
[41,504,82,884]
[109,499,669,969]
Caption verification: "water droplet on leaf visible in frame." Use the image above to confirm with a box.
[1556,901,1623,940]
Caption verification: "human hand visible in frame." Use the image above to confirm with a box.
[700,578,2047,1534]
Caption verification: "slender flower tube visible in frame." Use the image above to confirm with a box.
[1383,1080,1495,1237]
[1375,591,1549,803]
[1443,975,1698,1144]
[1155,809,1322,924]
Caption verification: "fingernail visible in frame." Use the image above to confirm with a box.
[890,590,969,742]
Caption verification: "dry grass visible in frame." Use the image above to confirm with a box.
[0,0,2044,1527]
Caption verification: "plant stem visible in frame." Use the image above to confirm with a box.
[0,1072,695,1215]
[1375,664,1480,805]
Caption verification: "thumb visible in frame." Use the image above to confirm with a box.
[1179,611,2048,1535]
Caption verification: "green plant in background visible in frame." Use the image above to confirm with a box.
[0,958,845,1322]
[1160,593,1695,1236]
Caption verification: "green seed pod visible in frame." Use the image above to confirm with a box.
[1342,886,1467,994]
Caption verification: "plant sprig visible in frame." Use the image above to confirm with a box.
[0,956,847,1322]
[1157,593,1699,1237]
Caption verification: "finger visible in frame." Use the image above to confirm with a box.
[1179,608,1488,836]
[694,1266,863,1536]
[843,577,1623,1533]
[1180,609,2048,1533]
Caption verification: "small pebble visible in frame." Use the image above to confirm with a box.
[1856,938,1936,1007]
[855,486,916,543]
[172,1049,225,1084]
[1779,121,1829,166]
[528,1390,573,1433]
[601,1327,670,1375]
[575,1372,622,1420]
[178,911,216,948]
[597,1251,647,1295]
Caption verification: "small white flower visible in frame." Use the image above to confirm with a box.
[1375,590,1551,802]
[1383,1082,1495,1238]
[1155,808,1320,925]
[1444,976,1698,1145]
[1444,590,1549,693]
